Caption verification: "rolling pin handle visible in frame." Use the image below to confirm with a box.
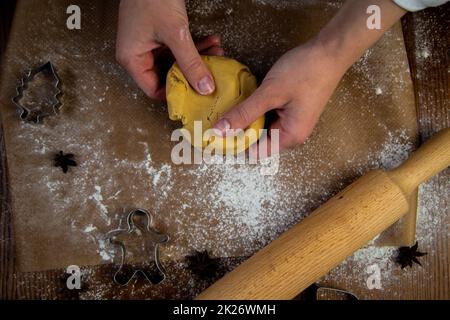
[389,128,450,194]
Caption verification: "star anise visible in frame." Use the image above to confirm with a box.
[186,250,219,280]
[54,151,77,173]
[395,241,427,269]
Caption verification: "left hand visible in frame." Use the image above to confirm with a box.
[116,0,224,100]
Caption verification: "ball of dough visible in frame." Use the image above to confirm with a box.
[166,56,265,154]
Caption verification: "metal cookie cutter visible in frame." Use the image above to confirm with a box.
[316,286,359,300]
[12,61,62,123]
[106,208,169,286]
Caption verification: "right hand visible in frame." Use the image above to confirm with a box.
[116,0,223,100]
[214,39,345,156]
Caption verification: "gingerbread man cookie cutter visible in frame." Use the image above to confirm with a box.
[106,208,169,286]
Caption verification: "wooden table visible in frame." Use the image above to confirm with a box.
[1,2,448,300]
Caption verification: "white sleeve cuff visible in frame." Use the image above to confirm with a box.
[393,0,449,11]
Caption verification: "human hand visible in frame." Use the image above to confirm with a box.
[213,0,406,156]
[213,39,345,155]
[116,0,224,100]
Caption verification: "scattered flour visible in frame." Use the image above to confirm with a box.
[97,239,114,262]
[418,48,431,59]
[375,87,383,95]
[377,130,414,170]
[89,186,110,226]
[83,224,97,233]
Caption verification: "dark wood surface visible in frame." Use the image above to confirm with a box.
[0,3,448,299]
[0,0,17,300]
[0,1,16,63]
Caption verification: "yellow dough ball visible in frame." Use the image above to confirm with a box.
[166,56,265,154]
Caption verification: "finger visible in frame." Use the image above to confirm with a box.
[165,29,215,96]
[153,35,222,61]
[195,35,221,52]
[269,105,316,151]
[247,133,273,160]
[247,126,283,159]
[122,52,164,100]
[213,83,283,136]
[201,46,224,56]
[247,127,291,160]
[251,105,316,158]
[268,118,299,151]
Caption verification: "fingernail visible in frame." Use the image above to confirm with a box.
[197,76,215,95]
[213,119,231,137]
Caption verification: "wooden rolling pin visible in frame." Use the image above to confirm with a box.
[197,128,450,300]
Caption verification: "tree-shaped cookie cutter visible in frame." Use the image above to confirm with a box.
[106,208,169,286]
[12,61,62,123]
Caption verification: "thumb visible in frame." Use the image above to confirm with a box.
[166,28,215,96]
[214,85,278,136]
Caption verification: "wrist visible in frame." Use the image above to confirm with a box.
[313,31,353,77]
[305,34,348,83]
[315,0,406,76]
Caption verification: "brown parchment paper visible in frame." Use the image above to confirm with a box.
[0,0,418,273]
